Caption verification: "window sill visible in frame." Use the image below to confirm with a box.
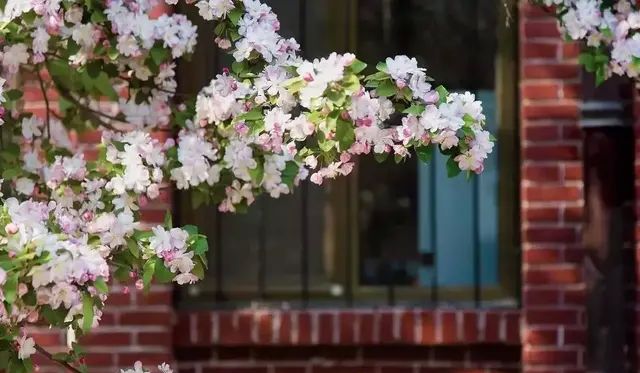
[174,308,520,347]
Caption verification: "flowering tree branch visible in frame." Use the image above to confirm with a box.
[0,0,495,372]
[534,0,640,84]
[34,343,83,373]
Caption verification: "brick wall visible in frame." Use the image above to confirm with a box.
[173,310,521,373]
[519,3,586,373]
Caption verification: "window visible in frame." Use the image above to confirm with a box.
[176,0,518,309]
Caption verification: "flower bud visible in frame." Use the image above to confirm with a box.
[5,223,18,235]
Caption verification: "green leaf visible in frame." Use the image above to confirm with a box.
[163,211,173,229]
[183,225,199,236]
[446,156,461,178]
[2,168,21,179]
[143,259,156,290]
[4,89,22,101]
[232,61,246,75]
[595,65,607,86]
[336,117,355,151]
[415,145,433,163]
[375,62,388,72]
[228,8,243,25]
[435,85,449,105]
[579,52,596,72]
[150,45,169,66]
[153,257,174,283]
[376,80,396,97]
[94,72,118,100]
[90,10,107,23]
[374,152,389,163]
[4,273,17,303]
[281,161,299,188]
[194,237,209,256]
[403,104,426,115]
[93,277,108,294]
[126,238,140,259]
[82,294,94,333]
[349,59,367,74]
[249,161,264,184]
[239,108,264,121]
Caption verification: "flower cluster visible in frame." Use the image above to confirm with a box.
[0,0,494,371]
[538,0,640,83]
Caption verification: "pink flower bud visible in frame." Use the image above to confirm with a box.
[135,279,144,291]
[82,211,93,222]
[5,223,18,235]
[122,287,130,294]
[27,310,39,323]
[129,271,138,279]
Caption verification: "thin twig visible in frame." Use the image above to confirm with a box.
[36,67,51,139]
[34,344,83,373]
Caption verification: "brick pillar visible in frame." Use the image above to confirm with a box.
[520,3,586,372]
[27,2,177,371]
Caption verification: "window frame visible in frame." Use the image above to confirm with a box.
[175,0,520,309]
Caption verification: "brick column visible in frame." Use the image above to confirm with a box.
[520,3,585,372]
[28,2,177,371]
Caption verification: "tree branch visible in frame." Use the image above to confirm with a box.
[34,344,83,373]
[36,68,51,139]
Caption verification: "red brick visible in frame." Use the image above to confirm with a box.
[523,64,579,79]
[563,288,586,305]
[297,312,312,344]
[523,165,560,182]
[84,353,114,367]
[379,311,394,343]
[278,312,293,344]
[120,311,171,326]
[563,164,582,180]
[256,312,273,344]
[526,309,580,325]
[218,312,253,345]
[138,331,172,348]
[562,43,581,59]
[31,333,62,347]
[203,368,268,373]
[118,353,172,367]
[399,311,415,343]
[523,186,581,201]
[379,367,414,373]
[564,328,586,345]
[523,42,558,59]
[523,289,560,305]
[562,83,581,99]
[523,125,560,141]
[523,207,559,223]
[524,349,579,365]
[524,145,580,161]
[440,311,457,343]
[563,206,583,222]
[524,329,558,346]
[522,2,555,18]
[524,267,581,284]
[418,311,435,344]
[463,312,478,341]
[196,312,213,345]
[523,104,579,119]
[136,290,171,305]
[524,20,562,38]
[562,124,582,140]
[524,227,577,243]
[80,332,130,346]
[318,312,334,344]
[523,248,561,264]
[484,313,500,342]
